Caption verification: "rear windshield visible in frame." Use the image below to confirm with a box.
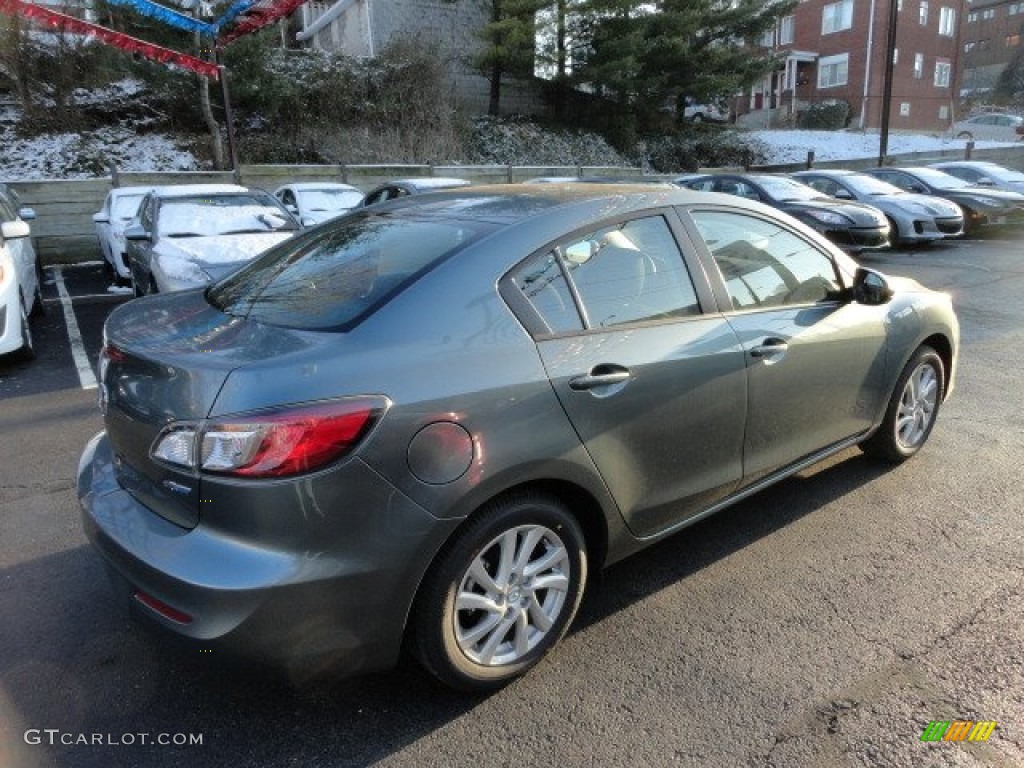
[207,212,492,331]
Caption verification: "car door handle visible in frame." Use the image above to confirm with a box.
[569,365,631,391]
[749,338,789,358]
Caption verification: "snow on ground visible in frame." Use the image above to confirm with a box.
[748,129,1018,164]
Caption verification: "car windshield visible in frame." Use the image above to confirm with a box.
[158,194,298,237]
[842,174,904,196]
[755,177,822,201]
[207,212,493,331]
[297,188,364,211]
[905,168,975,190]
[112,194,145,219]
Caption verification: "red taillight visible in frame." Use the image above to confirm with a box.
[134,591,193,625]
[102,343,128,363]
[200,397,388,478]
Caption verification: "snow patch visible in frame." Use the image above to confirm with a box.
[749,129,1019,164]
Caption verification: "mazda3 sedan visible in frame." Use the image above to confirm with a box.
[676,173,891,252]
[79,185,959,691]
[792,169,964,244]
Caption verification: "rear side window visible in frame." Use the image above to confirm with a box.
[208,213,491,331]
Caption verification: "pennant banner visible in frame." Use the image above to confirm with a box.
[217,0,307,44]
[0,0,220,78]
[103,0,217,36]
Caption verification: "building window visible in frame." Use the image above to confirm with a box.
[939,105,949,120]
[1012,3,1023,14]
[938,7,955,35]
[1007,34,1021,47]
[967,10,977,22]
[779,15,795,45]
[982,8,995,19]
[914,52,924,79]
[761,28,774,47]
[979,39,991,50]
[817,53,849,87]
[822,0,854,34]
[964,41,975,53]
[900,103,911,117]
[893,47,899,63]
[919,0,928,25]
[934,60,951,87]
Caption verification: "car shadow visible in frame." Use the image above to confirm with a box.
[0,448,895,768]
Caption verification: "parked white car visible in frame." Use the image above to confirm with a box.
[682,97,731,123]
[274,182,364,225]
[125,184,301,295]
[0,184,42,360]
[950,113,1024,142]
[92,186,151,283]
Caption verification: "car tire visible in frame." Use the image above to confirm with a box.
[691,113,704,123]
[885,215,901,246]
[412,492,587,691]
[860,345,944,463]
[30,264,45,317]
[14,300,36,362]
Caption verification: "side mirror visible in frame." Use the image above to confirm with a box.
[124,224,151,242]
[834,189,854,200]
[285,204,299,214]
[92,212,110,224]
[18,207,36,221]
[1,220,30,240]
[300,216,317,227]
[975,177,996,187]
[853,267,894,305]
[909,184,927,194]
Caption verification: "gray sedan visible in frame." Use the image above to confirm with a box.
[793,169,964,244]
[79,185,959,691]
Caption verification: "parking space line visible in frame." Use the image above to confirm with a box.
[53,266,98,390]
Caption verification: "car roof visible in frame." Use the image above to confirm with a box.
[793,169,857,177]
[391,178,471,189]
[366,183,753,225]
[930,160,999,168]
[109,186,154,196]
[150,184,250,198]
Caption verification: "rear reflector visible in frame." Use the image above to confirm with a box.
[134,591,193,625]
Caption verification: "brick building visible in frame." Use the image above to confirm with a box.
[745,0,963,131]
[959,0,1024,97]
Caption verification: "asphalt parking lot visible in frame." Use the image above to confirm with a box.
[1,240,1022,768]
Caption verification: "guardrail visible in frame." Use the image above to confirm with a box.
[10,145,1024,264]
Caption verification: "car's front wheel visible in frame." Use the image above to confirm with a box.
[14,299,36,362]
[861,345,944,463]
[412,492,587,691]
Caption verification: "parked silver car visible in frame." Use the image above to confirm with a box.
[92,186,151,284]
[361,177,470,207]
[125,184,300,295]
[792,169,964,244]
[274,182,364,225]
[0,184,42,361]
[80,185,959,691]
[929,160,1024,193]
[950,112,1024,142]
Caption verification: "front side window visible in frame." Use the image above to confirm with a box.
[517,215,702,331]
[822,0,854,34]
[690,210,843,311]
[818,53,850,88]
[209,213,492,331]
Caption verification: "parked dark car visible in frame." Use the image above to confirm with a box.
[863,166,1024,233]
[675,173,891,252]
[80,185,959,691]
[361,177,471,207]
[792,169,964,244]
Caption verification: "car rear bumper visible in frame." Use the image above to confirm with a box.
[78,431,459,681]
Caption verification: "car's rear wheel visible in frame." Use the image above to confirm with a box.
[860,345,944,463]
[956,130,973,140]
[412,493,587,691]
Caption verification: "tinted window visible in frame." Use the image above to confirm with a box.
[691,210,843,310]
[560,216,701,328]
[208,213,492,331]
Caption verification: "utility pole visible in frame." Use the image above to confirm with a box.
[878,0,899,166]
